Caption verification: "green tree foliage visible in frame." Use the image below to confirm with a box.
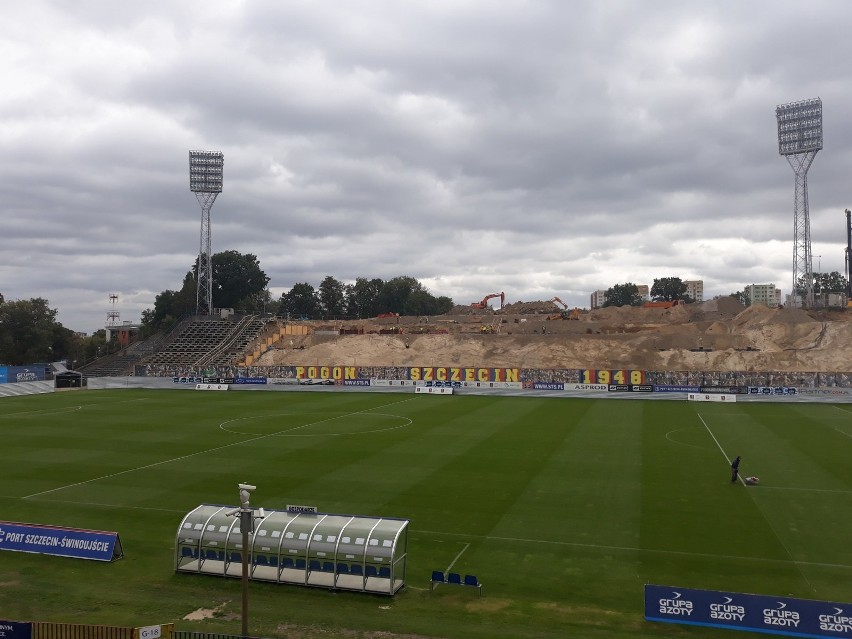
[651,277,688,302]
[279,283,321,318]
[211,251,270,310]
[795,271,849,295]
[143,251,270,332]
[378,276,423,314]
[0,297,75,365]
[318,276,347,318]
[345,278,384,318]
[603,283,643,307]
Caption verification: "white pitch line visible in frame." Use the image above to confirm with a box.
[445,543,469,575]
[834,427,852,439]
[22,396,417,500]
[696,412,745,486]
[416,530,852,571]
[696,414,816,593]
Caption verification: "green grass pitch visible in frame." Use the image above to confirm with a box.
[1,389,851,638]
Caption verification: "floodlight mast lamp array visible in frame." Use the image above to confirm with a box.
[189,150,224,317]
[776,98,822,308]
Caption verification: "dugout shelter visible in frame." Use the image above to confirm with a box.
[175,504,408,595]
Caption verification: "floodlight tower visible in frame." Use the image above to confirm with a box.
[776,98,822,307]
[189,150,224,316]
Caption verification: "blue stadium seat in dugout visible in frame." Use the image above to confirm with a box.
[464,574,483,596]
[323,561,335,572]
[447,572,462,585]
[337,563,349,574]
[365,565,378,578]
[309,560,321,572]
[430,570,446,591]
[349,564,363,576]
[378,566,391,579]
[295,558,307,570]
[254,555,268,566]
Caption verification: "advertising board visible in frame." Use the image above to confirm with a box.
[646,584,852,637]
[0,521,123,562]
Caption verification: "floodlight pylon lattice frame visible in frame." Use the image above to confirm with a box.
[189,151,224,317]
[776,98,822,308]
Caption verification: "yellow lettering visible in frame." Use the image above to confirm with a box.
[451,368,461,382]
[506,368,519,382]
[478,368,488,382]
[437,367,447,381]
[424,367,434,381]
[320,366,330,379]
[410,368,421,381]
[345,366,356,380]
[296,366,306,379]
[308,366,318,378]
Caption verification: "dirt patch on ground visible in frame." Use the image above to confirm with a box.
[257,300,852,372]
[276,625,443,639]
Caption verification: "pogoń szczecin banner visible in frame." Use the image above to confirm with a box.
[0,521,123,561]
[645,584,852,638]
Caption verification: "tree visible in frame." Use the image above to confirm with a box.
[318,276,347,318]
[603,283,642,307]
[651,277,688,302]
[279,283,321,318]
[210,250,270,310]
[345,278,384,318]
[0,297,74,365]
[796,271,849,296]
[378,276,423,314]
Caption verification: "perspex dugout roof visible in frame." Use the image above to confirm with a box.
[175,504,409,595]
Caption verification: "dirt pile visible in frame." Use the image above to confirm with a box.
[256,300,851,372]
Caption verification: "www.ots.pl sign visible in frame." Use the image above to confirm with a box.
[0,521,123,562]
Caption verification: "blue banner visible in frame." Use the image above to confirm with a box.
[234,377,267,385]
[654,385,701,393]
[0,521,122,562]
[0,366,47,384]
[0,621,32,639]
[646,584,852,638]
[532,382,564,390]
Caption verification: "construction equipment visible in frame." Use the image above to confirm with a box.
[643,300,683,309]
[548,297,568,310]
[471,292,505,310]
[546,307,581,320]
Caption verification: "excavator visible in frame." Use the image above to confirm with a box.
[548,297,568,310]
[546,297,581,320]
[471,292,505,310]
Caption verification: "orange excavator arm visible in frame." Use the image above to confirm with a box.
[471,292,505,309]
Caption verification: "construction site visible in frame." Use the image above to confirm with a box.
[250,296,852,373]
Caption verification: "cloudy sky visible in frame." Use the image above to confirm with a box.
[3,0,852,333]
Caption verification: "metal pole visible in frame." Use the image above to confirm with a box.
[846,209,851,300]
[240,509,251,638]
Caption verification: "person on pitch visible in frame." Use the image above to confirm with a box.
[731,455,741,483]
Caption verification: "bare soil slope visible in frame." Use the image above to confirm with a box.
[258,299,852,372]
